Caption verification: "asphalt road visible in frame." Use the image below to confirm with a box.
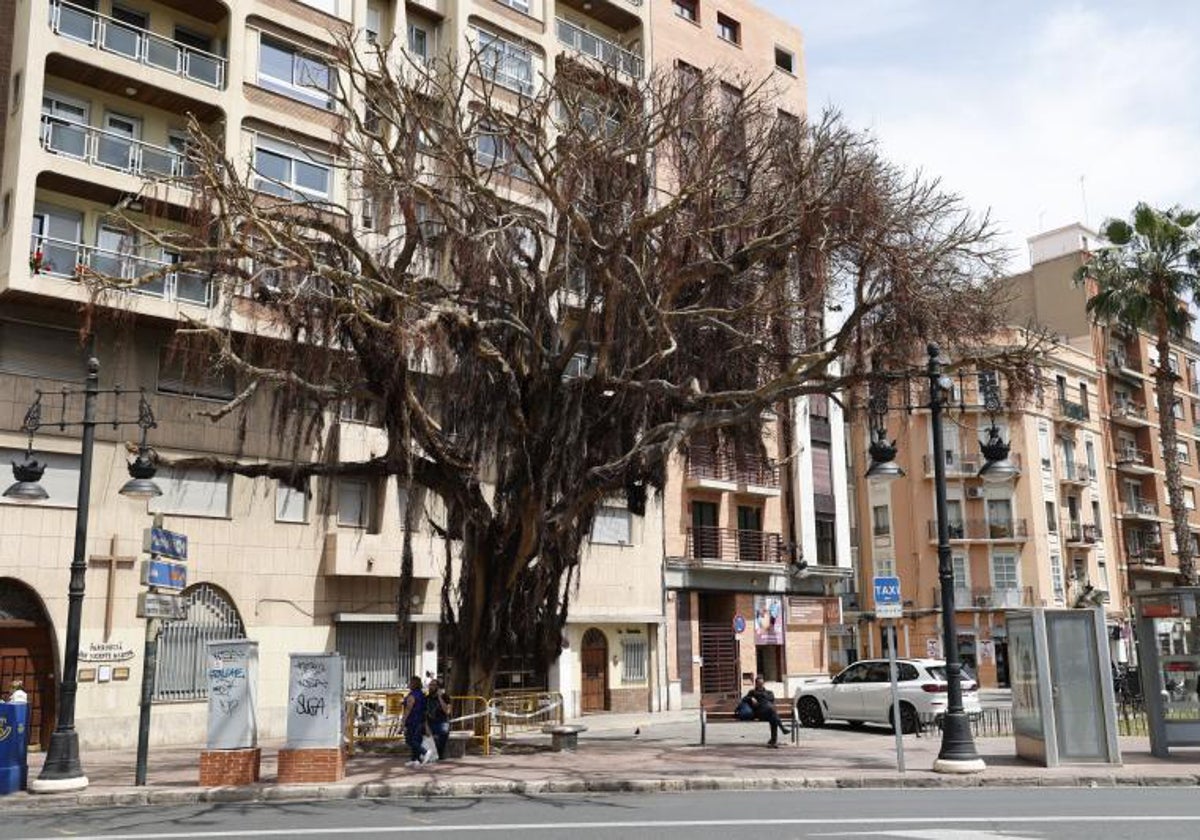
[9,788,1200,840]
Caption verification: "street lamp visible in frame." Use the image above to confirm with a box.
[3,348,160,792]
[865,343,1018,774]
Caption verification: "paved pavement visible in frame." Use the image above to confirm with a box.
[3,709,1200,812]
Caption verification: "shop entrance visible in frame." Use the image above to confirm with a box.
[0,579,57,750]
[580,628,609,712]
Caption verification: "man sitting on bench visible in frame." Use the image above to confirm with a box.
[742,674,791,748]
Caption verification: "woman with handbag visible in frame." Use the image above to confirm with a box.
[400,676,428,768]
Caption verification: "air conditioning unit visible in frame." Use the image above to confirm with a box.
[966,487,985,500]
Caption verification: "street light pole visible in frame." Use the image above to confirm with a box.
[29,354,99,792]
[926,343,985,774]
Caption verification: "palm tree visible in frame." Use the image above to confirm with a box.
[1077,204,1200,584]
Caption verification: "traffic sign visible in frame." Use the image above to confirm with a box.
[732,613,746,634]
[141,559,187,591]
[137,591,186,620]
[877,603,903,619]
[144,527,188,560]
[873,576,901,604]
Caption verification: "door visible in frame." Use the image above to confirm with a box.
[698,622,738,696]
[42,93,89,158]
[691,500,719,560]
[580,628,608,712]
[31,205,83,276]
[736,505,763,562]
[826,660,869,719]
[995,639,1010,687]
[98,112,140,171]
[94,226,133,279]
[105,5,148,58]
[0,581,58,751]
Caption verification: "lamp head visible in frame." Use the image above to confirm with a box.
[978,425,1021,484]
[119,448,162,500]
[865,426,905,486]
[4,454,49,502]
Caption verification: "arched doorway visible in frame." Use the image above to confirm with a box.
[0,578,57,750]
[580,628,609,713]
[154,583,245,701]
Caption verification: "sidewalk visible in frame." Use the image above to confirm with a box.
[4,709,1200,812]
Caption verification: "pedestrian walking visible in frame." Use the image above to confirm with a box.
[426,677,452,760]
[401,675,427,767]
[742,674,791,747]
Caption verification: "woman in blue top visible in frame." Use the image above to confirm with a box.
[401,676,427,767]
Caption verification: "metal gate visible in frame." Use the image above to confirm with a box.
[154,583,245,701]
[336,622,414,690]
[699,622,739,695]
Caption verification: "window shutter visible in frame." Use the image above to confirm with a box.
[0,321,86,381]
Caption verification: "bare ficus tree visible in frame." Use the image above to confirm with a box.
[98,36,1039,693]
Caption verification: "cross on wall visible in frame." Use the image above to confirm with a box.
[89,534,137,641]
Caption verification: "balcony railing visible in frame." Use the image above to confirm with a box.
[927,519,1029,541]
[1060,461,1091,483]
[1123,499,1158,517]
[1062,521,1102,544]
[685,447,780,489]
[1116,446,1151,467]
[29,235,211,306]
[1056,398,1089,423]
[40,115,190,180]
[971,586,1034,609]
[556,17,644,77]
[1111,401,1149,422]
[49,0,226,89]
[1127,544,1165,565]
[922,452,1022,477]
[685,526,783,564]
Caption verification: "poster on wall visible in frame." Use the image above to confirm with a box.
[754,595,783,644]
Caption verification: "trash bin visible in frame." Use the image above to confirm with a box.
[0,702,29,794]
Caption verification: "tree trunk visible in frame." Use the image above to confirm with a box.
[1155,330,1195,584]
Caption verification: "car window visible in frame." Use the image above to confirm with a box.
[839,663,869,683]
[866,662,892,682]
[898,663,919,681]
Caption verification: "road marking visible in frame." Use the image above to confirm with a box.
[16,815,1200,840]
[812,830,1043,840]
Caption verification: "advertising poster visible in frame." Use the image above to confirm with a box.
[754,595,783,645]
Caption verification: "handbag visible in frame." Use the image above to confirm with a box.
[420,734,439,763]
[735,700,754,721]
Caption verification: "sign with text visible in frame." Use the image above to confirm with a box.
[137,591,186,620]
[141,559,187,591]
[143,527,188,561]
[206,640,258,750]
[285,653,345,749]
[79,641,136,663]
[874,576,903,619]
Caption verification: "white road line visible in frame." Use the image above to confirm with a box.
[15,815,1200,840]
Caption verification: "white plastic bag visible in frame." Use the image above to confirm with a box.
[420,734,439,764]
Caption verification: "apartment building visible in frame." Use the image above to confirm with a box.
[1006,224,1200,661]
[849,332,1123,688]
[653,0,854,709]
[0,0,680,750]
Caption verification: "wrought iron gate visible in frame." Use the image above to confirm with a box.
[154,583,245,701]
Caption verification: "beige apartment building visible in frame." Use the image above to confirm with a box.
[0,0,696,750]
[1007,224,1200,663]
[654,0,854,710]
[850,331,1123,688]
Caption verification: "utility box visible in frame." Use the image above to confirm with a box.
[0,702,29,794]
[1007,607,1121,767]
[1132,588,1200,758]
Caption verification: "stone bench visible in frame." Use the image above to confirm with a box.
[541,724,587,752]
[445,730,473,759]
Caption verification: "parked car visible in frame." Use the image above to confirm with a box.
[794,658,982,733]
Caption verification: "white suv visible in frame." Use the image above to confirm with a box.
[794,658,982,733]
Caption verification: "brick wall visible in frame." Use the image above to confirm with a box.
[198,748,262,787]
[608,686,648,714]
[277,747,346,784]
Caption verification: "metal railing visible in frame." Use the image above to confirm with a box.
[685,447,780,488]
[1116,446,1150,467]
[970,586,1034,608]
[1056,398,1089,422]
[1111,401,1149,422]
[556,17,644,78]
[685,526,784,564]
[29,235,211,306]
[927,518,1029,541]
[1062,521,1102,543]
[40,114,190,179]
[1123,498,1158,517]
[49,0,226,89]
[1060,461,1091,482]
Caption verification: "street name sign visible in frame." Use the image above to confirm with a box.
[874,575,903,619]
[143,527,188,561]
[141,559,187,591]
[137,591,186,620]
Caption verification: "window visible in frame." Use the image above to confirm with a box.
[1050,552,1065,603]
[337,623,413,691]
[253,135,332,201]
[774,47,795,74]
[951,554,970,594]
[361,194,376,231]
[1178,441,1191,464]
[0,191,9,230]
[157,347,236,400]
[0,447,80,508]
[716,13,740,44]
[150,468,232,518]
[475,124,530,179]
[1045,501,1057,533]
[1085,440,1097,476]
[873,556,894,578]
[10,71,22,114]
[408,23,430,62]
[871,504,890,537]
[275,481,309,523]
[1174,398,1185,419]
[0,320,85,381]
[621,635,647,682]
[297,0,337,14]
[591,505,632,545]
[258,37,333,109]
[498,0,531,12]
[991,552,1019,592]
[365,2,384,44]
[1187,488,1197,511]
[473,28,534,95]
[673,0,698,22]
[337,478,375,528]
[816,516,836,565]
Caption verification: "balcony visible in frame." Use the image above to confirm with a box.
[1111,401,1152,427]
[1059,462,1091,484]
[1127,544,1166,566]
[556,17,644,78]
[971,586,1035,609]
[1062,521,1101,545]
[49,0,226,89]
[1106,350,1143,380]
[922,452,1022,479]
[927,518,1029,542]
[29,235,211,306]
[1055,398,1089,424]
[1121,498,1159,519]
[40,115,190,181]
[929,586,974,609]
[1115,446,1154,474]
[684,526,783,565]
[684,447,780,494]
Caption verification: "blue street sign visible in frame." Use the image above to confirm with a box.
[873,576,902,605]
[143,527,187,561]
[141,559,187,591]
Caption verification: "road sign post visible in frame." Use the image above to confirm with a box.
[874,576,905,772]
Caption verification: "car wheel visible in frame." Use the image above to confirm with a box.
[798,696,825,728]
[847,720,865,729]
[891,703,919,735]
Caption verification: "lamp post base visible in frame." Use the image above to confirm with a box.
[28,729,89,793]
[28,774,90,793]
[932,757,986,774]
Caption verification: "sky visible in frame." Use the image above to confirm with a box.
[759,1,1200,269]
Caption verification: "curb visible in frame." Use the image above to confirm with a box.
[5,771,1200,812]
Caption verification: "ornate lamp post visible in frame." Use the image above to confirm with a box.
[4,347,161,792]
[865,343,1019,774]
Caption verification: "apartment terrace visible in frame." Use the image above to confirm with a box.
[1062,520,1102,546]
[1115,446,1155,475]
[928,586,1035,610]
[681,526,784,566]
[1054,397,1089,425]
[555,17,644,77]
[925,519,1029,542]
[684,447,781,495]
[28,235,211,306]
[922,452,1023,479]
[1111,400,1152,427]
